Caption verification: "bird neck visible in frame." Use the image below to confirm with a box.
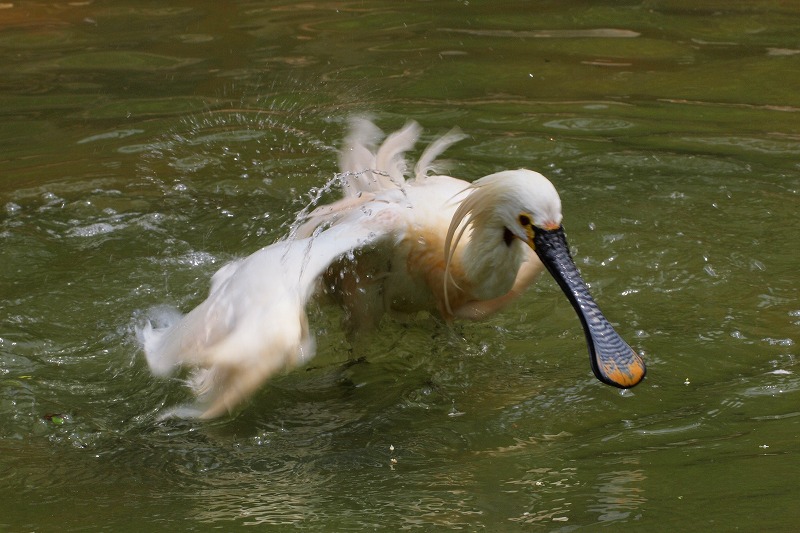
[460,224,526,301]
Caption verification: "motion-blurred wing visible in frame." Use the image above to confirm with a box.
[138,205,402,419]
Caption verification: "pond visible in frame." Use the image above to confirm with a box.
[1,1,799,530]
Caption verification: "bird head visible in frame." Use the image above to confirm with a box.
[447,169,646,389]
[490,169,563,242]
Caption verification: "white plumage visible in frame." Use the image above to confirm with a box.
[139,118,645,419]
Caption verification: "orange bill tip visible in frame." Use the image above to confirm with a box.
[600,350,646,388]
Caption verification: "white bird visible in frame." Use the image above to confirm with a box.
[139,118,645,419]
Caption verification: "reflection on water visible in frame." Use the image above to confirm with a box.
[507,466,578,525]
[543,117,634,131]
[590,464,646,523]
[441,28,642,39]
[1,0,800,530]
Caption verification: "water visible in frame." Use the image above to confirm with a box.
[1,1,799,530]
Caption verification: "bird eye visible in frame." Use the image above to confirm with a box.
[518,214,531,227]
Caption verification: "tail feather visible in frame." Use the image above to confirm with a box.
[374,120,421,184]
[340,117,383,196]
[339,118,423,196]
[414,127,466,179]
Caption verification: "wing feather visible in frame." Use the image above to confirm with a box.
[138,205,401,418]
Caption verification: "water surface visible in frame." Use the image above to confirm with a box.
[1,1,799,531]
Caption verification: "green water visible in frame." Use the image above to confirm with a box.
[1,1,799,530]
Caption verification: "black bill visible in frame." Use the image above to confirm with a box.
[532,226,646,388]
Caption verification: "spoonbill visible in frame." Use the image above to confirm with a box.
[139,118,645,418]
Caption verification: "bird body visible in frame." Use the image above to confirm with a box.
[139,119,645,419]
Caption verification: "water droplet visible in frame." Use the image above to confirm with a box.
[763,338,793,346]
